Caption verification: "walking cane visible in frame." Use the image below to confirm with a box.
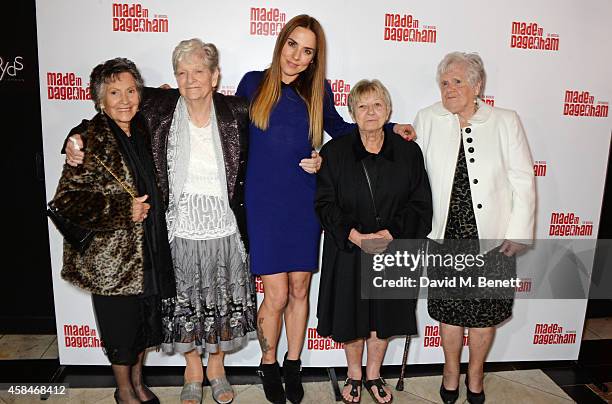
[396,242,425,391]
[395,335,411,391]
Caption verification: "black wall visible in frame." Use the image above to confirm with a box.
[0,0,55,333]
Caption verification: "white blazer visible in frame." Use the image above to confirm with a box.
[414,100,535,252]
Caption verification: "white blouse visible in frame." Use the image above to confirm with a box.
[174,121,236,240]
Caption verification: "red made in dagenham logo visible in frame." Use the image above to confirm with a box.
[482,95,494,107]
[515,278,532,294]
[250,7,287,36]
[563,90,608,117]
[47,72,91,101]
[534,161,547,177]
[510,21,559,51]
[383,12,436,43]
[63,324,102,348]
[112,3,168,33]
[327,79,351,107]
[549,212,593,237]
[255,276,264,294]
[306,328,343,350]
[533,323,576,345]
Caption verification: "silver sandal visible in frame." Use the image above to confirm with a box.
[180,381,203,404]
[210,376,234,404]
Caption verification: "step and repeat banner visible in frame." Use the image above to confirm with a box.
[38,0,611,366]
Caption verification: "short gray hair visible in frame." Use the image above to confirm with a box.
[89,57,144,112]
[436,52,486,98]
[172,38,219,74]
[347,79,392,118]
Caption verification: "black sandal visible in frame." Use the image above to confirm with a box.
[364,377,393,404]
[342,377,362,403]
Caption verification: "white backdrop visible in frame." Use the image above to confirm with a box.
[37,0,612,366]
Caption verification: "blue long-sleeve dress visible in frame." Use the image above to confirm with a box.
[236,70,355,275]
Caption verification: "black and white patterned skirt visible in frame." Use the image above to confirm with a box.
[161,234,257,354]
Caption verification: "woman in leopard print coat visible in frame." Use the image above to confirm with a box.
[51,58,175,404]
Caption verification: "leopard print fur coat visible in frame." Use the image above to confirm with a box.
[51,113,145,296]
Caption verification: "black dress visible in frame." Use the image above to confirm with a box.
[92,115,175,365]
[427,139,515,328]
[315,129,432,342]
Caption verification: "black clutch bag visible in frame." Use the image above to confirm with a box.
[47,204,94,253]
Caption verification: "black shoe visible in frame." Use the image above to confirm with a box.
[140,385,160,404]
[439,380,459,404]
[282,352,304,404]
[142,394,160,404]
[465,376,485,404]
[257,362,286,403]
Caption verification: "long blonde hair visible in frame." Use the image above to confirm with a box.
[250,14,327,148]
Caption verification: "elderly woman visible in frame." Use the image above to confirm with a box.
[50,58,176,404]
[64,39,256,404]
[315,80,432,404]
[414,52,535,404]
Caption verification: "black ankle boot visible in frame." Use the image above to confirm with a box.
[465,376,485,404]
[257,362,286,404]
[439,380,459,404]
[282,352,304,404]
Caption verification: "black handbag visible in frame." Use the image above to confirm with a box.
[46,204,95,253]
[48,154,135,253]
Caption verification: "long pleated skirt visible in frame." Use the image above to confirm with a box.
[161,234,257,354]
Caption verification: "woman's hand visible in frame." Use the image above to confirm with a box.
[66,134,85,167]
[299,151,322,174]
[349,229,391,254]
[393,123,416,141]
[499,240,527,257]
[132,195,150,223]
[375,229,394,240]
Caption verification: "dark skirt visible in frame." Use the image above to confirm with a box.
[316,240,418,343]
[92,293,162,365]
[427,245,516,328]
[427,140,514,328]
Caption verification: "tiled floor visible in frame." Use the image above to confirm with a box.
[0,318,610,403]
[0,334,56,360]
[583,317,612,340]
[0,371,576,403]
